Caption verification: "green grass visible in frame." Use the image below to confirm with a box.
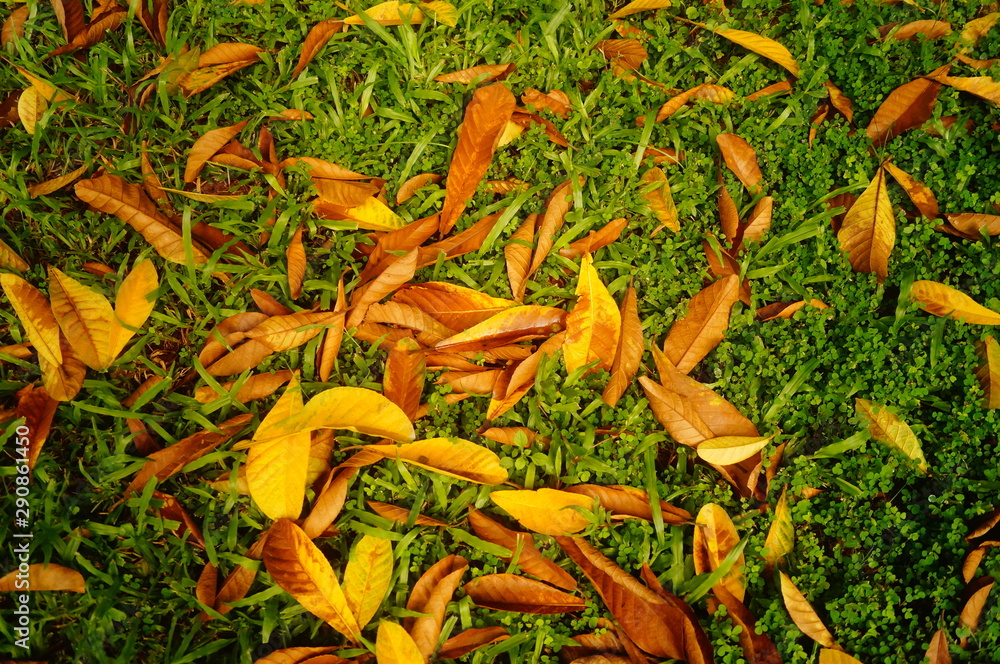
[2,0,1000,662]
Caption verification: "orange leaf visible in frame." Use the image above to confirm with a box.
[640,167,679,232]
[404,555,468,658]
[884,19,951,40]
[198,42,263,67]
[824,80,854,122]
[436,305,566,352]
[923,629,951,664]
[693,503,745,601]
[490,488,592,535]
[367,500,448,527]
[394,282,515,331]
[595,39,647,71]
[884,161,939,219]
[560,217,627,259]
[564,253,620,373]
[0,563,84,592]
[439,83,516,234]
[396,173,442,204]
[976,336,1000,408]
[292,19,343,79]
[0,274,63,368]
[717,133,762,194]
[929,74,1000,105]
[910,280,1000,325]
[359,215,439,285]
[837,166,894,281]
[464,574,585,613]
[468,510,578,590]
[521,88,571,117]
[746,80,793,101]
[866,76,941,145]
[505,213,537,301]
[756,299,829,321]
[714,584,783,664]
[301,467,356,538]
[959,577,994,644]
[434,63,515,84]
[563,484,690,524]
[529,179,578,277]
[663,275,739,374]
[384,336,425,420]
[718,178,740,245]
[419,210,501,267]
[779,572,836,648]
[184,121,248,183]
[740,196,772,244]
[347,248,419,329]
[602,283,642,407]
[14,384,58,469]
[286,225,306,299]
[945,213,1000,237]
[438,627,510,660]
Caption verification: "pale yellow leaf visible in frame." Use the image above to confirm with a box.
[490,488,592,536]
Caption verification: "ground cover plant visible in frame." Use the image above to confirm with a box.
[1,0,999,662]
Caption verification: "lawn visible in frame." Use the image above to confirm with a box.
[1,0,999,663]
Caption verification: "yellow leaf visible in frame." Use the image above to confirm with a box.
[110,258,158,360]
[1,273,62,367]
[837,166,894,281]
[15,67,74,103]
[696,433,774,465]
[28,163,88,198]
[763,485,794,568]
[364,438,507,484]
[607,0,670,20]
[345,1,425,25]
[246,310,342,352]
[959,13,999,53]
[263,519,361,641]
[420,1,457,27]
[563,253,621,373]
[713,28,800,77]
[910,280,1000,325]
[930,74,1000,106]
[693,503,745,602]
[40,334,86,402]
[17,86,46,135]
[0,239,29,271]
[779,572,836,648]
[250,386,415,444]
[344,535,393,629]
[376,621,423,664]
[47,267,116,370]
[820,649,865,664]
[976,336,1000,409]
[0,563,85,592]
[855,399,928,473]
[247,379,310,520]
[490,488,592,536]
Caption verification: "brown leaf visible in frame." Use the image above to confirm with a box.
[884,19,951,40]
[824,80,854,122]
[560,217,627,259]
[286,225,306,299]
[960,576,994,645]
[0,563,85,592]
[347,248,419,329]
[923,629,951,664]
[153,491,205,547]
[976,336,1000,408]
[51,0,86,42]
[196,562,218,613]
[522,88,571,117]
[405,555,468,658]
[564,485,690,524]
[663,275,739,374]
[2,6,29,47]
[468,510,578,590]
[557,537,685,660]
[436,305,565,352]
[194,370,295,404]
[740,196,773,244]
[929,74,1000,106]
[384,336,425,420]
[718,177,741,245]
[779,572,836,648]
[746,80,793,101]
[602,284,643,407]
[359,215,439,285]
[866,76,941,145]
[435,63,515,84]
[366,301,456,343]
[883,161,939,219]
[124,414,251,495]
[367,500,448,527]
[529,179,578,277]
[395,282,514,331]
[595,39,647,71]
[214,534,268,616]
[419,210,501,267]
[946,213,1000,237]
[396,173,442,204]
[75,175,210,264]
[717,133,762,194]
[464,574,585,613]
[292,19,343,79]
[756,299,829,321]
[506,213,537,301]
[185,121,248,183]
[198,42,263,67]
[28,163,89,198]
[439,83,516,234]
[251,289,294,316]
[640,167,678,233]
[438,626,510,660]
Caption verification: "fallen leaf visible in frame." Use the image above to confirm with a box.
[292,19,343,79]
[404,555,468,659]
[184,120,248,182]
[560,217,627,259]
[837,166,894,281]
[438,626,510,659]
[468,510,578,590]
[564,253,621,373]
[746,80,793,101]
[756,299,829,321]
[662,275,740,374]
[693,503,745,601]
[344,535,393,629]
[347,248,419,329]
[464,574,586,614]
[595,39,647,71]
[959,577,993,645]
[1,274,63,368]
[365,438,507,484]
[247,379,309,520]
[929,74,1000,106]
[435,63,515,84]
[15,384,58,469]
[0,239,29,271]
[419,210,502,266]
[713,28,800,77]
[945,213,1000,237]
[885,20,951,40]
[193,370,294,403]
[48,267,120,370]
[263,519,361,641]
[490,489,592,535]
[959,13,999,53]
[439,83,516,234]
[563,484,690,524]
[0,563,85,592]
[884,161,939,219]
[824,80,854,122]
[779,572,836,647]
[697,433,774,465]
[923,630,951,664]
[976,336,1000,408]
[375,620,423,664]
[359,215,439,285]
[763,485,793,571]
[909,281,1000,325]
[855,399,928,473]
[302,467,357,539]
[383,337,425,421]
[2,6,29,46]
[602,283,643,407]
[640,167,679,232]
[396,283,514,331]
[741,196,773,244]
[286,226,306,299]
[367,500,448,527]
[39,334,86,402]
[607,0,671,20]
[521,88,571,117]
[717,133,762,194]
[505,213,537,302]
[435,305,566,352]
[29,164,89,198]
[396,173,442,204]
[866,77,941,145]
[713,584,782,664]
[557,537,685,660]
[819,649,864,664]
